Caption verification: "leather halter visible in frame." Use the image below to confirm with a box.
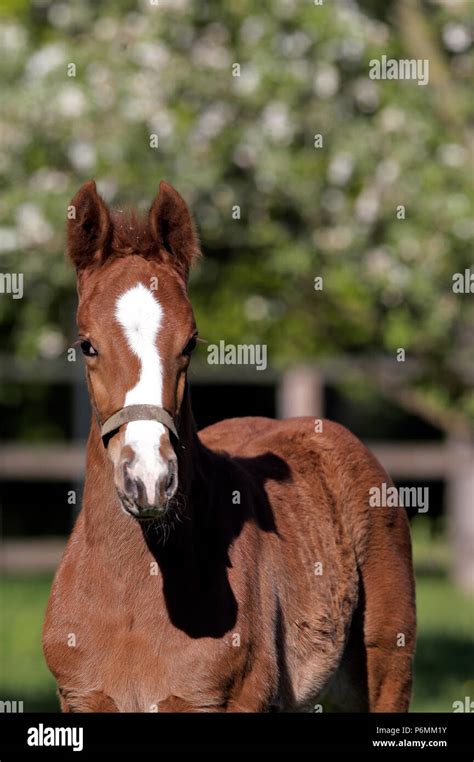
[100,404,179,445]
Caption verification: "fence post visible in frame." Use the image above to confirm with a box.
[447,436,474,593]
[276,366,324,419]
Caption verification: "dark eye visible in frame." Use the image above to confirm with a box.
[80,340,98,357]
[182,335,197,356]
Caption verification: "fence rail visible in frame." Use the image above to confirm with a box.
[0,440,460,481]
[1,364,473,591]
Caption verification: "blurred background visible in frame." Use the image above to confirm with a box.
[0,0,473,712]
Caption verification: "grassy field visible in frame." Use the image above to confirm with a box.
[1,535,473,712]
[0,573,57,711]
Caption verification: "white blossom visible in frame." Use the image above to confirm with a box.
[313,65,340,99]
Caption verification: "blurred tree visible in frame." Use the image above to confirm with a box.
[0,0,472,438]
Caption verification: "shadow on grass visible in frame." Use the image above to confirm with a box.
[413,633,474,710]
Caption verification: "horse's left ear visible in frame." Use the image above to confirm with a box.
[149,181,200,280]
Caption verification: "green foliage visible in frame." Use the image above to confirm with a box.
[0,0,472,427]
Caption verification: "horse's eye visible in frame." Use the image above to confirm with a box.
[80,340,98,357]
[182,336,197,356]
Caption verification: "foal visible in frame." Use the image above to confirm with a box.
[43,181,416,712]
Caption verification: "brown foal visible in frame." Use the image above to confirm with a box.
[43,181,416,712]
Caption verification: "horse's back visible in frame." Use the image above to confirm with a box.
[199,415,279,451]
[199,415,387,513]
[200,414,371,460]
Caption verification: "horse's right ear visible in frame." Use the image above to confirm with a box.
[67,181,111,271]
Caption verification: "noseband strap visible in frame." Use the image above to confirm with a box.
[100,404,178,444]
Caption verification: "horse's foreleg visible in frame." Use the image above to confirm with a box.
[226,663,277,712]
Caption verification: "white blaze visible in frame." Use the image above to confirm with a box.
[115,283,168,504]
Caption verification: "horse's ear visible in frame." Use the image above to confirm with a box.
[67,181,112,271]
[149,181,200,280]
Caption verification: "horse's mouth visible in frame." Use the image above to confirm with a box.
[117,491,169,522]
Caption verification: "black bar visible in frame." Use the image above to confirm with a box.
[0,713,472,758]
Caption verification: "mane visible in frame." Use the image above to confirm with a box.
[110,209,158,259]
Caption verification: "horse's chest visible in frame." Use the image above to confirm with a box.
[77,608,237,712]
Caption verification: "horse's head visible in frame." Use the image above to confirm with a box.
[68,180,200,521]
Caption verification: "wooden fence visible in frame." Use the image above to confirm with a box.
[1,362,472,591]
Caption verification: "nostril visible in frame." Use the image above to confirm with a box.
[123,463,138,501]
[165,460,177,498]
[134,477,148,508]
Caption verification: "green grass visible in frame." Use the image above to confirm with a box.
[0,574,57,711]
[412,575,474,711]
[410,520,474,711]
[1,558,473,712]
